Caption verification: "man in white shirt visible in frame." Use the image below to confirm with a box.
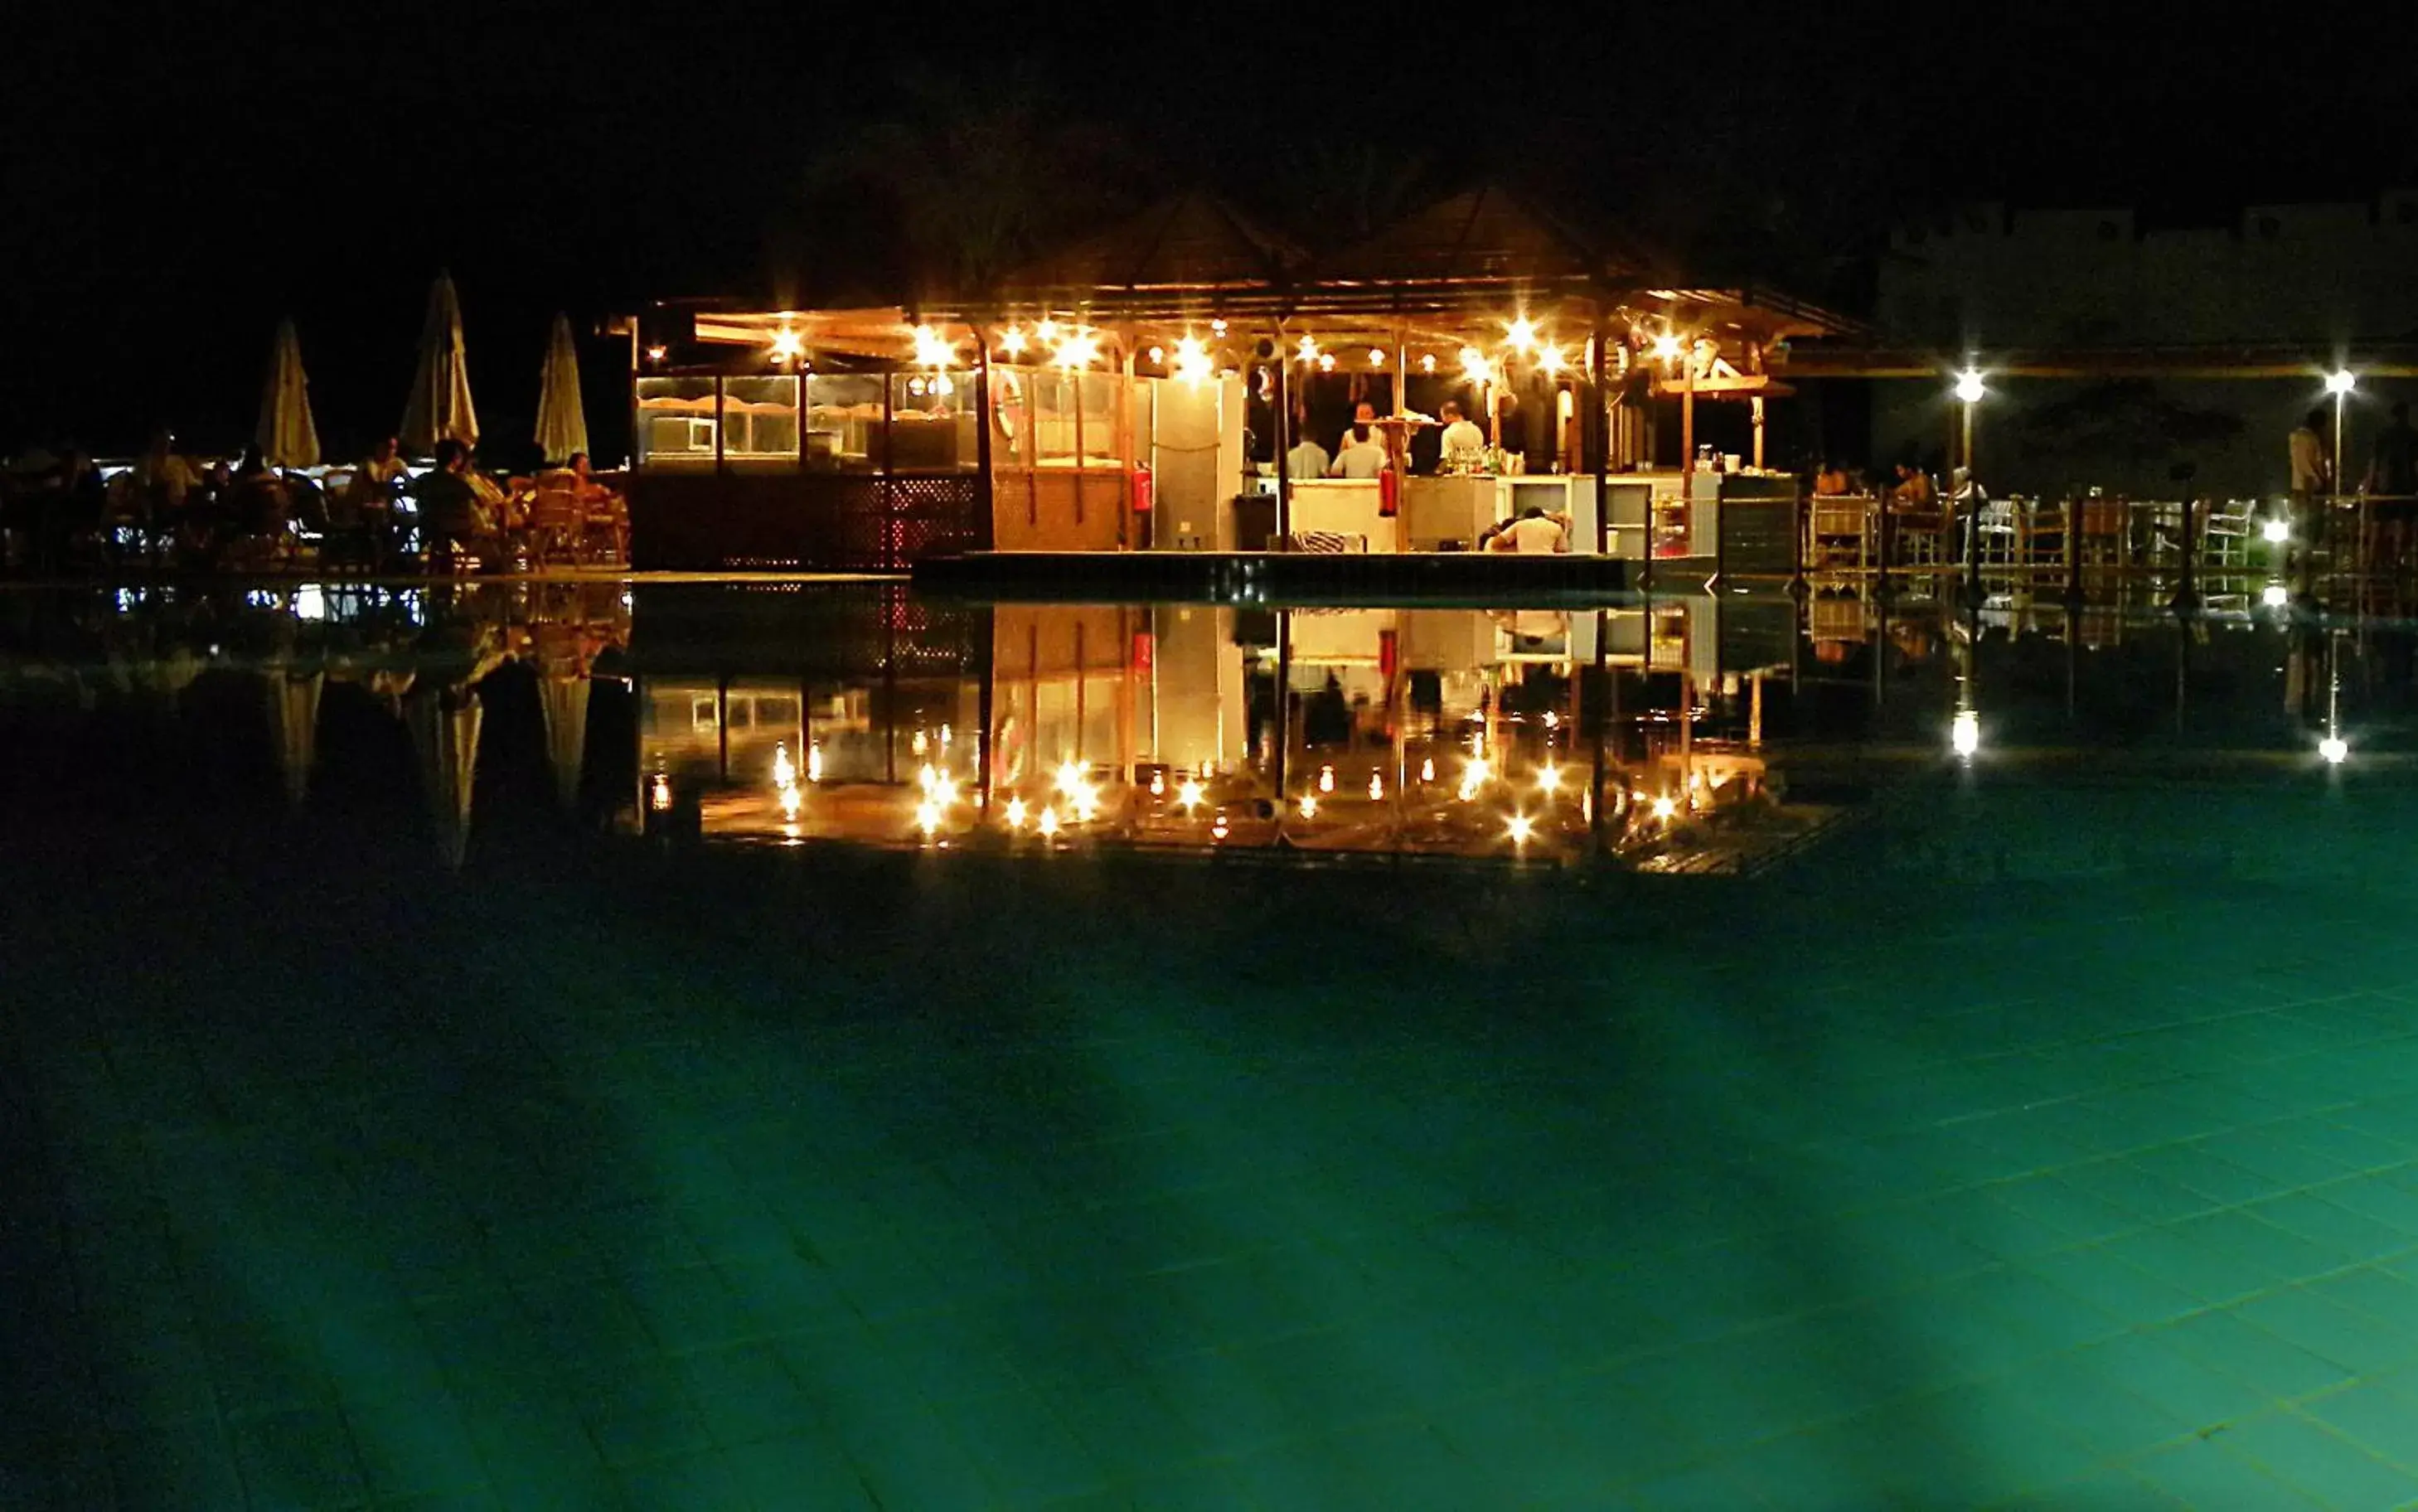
[1286,435,1330,479]
[1329,422,1389,479]
[1337,401,1383,458]
[1488,506,1568,553]
[1437,400,1487,468]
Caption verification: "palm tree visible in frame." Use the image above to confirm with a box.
[806,67,1143,301]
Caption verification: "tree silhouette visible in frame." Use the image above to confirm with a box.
[805,67,1144,302]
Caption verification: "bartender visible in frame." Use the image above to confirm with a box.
[1437,400,1486,470]
[1336,401,1382,457]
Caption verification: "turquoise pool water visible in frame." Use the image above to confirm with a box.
[7,579,2418,1509]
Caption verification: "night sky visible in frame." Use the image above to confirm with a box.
[5,2,2410,460]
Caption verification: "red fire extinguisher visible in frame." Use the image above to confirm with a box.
[1379,467,1399,517]
[1131,463,1154,512]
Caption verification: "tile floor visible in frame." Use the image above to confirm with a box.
[13,787,2418,1509]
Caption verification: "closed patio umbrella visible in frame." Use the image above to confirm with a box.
[535,313,589,465]
[405,687,483,870]
[400,273,478,455]
[256,318,321,468]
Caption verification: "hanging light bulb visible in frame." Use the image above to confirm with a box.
[1055,758,1084,796]
[911,323,953,369]
[770,328,803,363]
[1147,345,1165,365]
[1001,326,1028,356]
[1036,806,1061,837]
[1173,335,1213,385]
[1507,316,1536,353]
[1318,352,1335,372]
[1369,348,1387,368]
[1419,756,1436,783]
[1419,354,1437,374]
[1538,345,1567,376]
[1054,330,1100,370]
[1005,797,1028,828]
[1035,318,1061,344]
[1508,813,1535,845]
[1652,332,1684,362]
[1176,778,1205,809]
[1296,333,1319,364]
[1317,764,1335,793]
[1297,793,1318,819]
[1368,773,1384,801]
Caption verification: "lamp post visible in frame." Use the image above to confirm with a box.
[1952,369,1984,573]
[2327,368,2357,574]
[1953,368,1985,474]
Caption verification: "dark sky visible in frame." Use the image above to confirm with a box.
[5,0,2410,458]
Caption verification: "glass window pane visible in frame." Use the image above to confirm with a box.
[635,377,716,463]
[806,375,883,472]
[723,376,799,461]
[889,373,974,472]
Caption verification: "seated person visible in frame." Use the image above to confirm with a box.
[565,451,611,503]
[1890,462,1938,511]
[1815,461,1852,496]
[1485,506,1570,554]
[346,435,410,519]
[1327,424,1389,479]
[412,439,502,560]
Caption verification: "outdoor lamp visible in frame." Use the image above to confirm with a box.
[769,328,802,363]
[2321,734,2349,764]
[1507,316,1537,353]
[1507,813,1535,845]
[2262,581,2291,608]
[2327,370,2358,395]
[1001,326,1028,356]
[1651,332,1684,362]
[1953,369,1986,405]
[2262,517,2292,543]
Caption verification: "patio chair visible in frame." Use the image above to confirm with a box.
[2021,498,2068,569]
[526,475,585,569]
[1972,497,2019,569]
[2201,497,2259,566]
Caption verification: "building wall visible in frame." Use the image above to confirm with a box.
[1872,194,2418,499]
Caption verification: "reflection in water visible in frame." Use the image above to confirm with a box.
[0,574,2401,875]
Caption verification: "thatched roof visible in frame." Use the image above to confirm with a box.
[1003,191,1305,306]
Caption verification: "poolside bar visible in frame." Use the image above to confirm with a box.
[624,188,1854,573]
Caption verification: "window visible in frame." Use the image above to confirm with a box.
[635,377,717,463]
[888,372,976,471]
[722,376,800,461]
[805,375,882,472]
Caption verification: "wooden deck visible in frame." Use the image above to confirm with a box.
[910,550,1679,605]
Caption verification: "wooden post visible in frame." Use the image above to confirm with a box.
[1591,313,1611,558]
[1272,328,1291,544]
[1681,356,1697,473]
[1752,394,1766,471]
[972,330,996,552]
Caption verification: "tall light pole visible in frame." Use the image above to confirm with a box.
[1953,367,1985,475]
[2327,368,2357,499]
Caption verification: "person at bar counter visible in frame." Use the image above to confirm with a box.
[1437,400,1486,469]
[1495,392,1525,469]
[1327,421,1388,479]
[1336,400,1383,458]
[1286,431,1330,479]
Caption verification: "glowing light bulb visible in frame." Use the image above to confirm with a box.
[780,787,802,821]
[2328,369,2358,395]
[1953,369,1985,405]
[1538,345,1567,375]
[1419,354,1437,374]
[2321,734,2349,764]
[1147,345,1165,364]
[1001,326,1028,356]
[648,774,672,812]
[1056,759,1084,796]
[1538,764,1563,795]
[1149,772,1165,797]
[1651,333,1683,362]
[915,798,942,834]
[1369,348,1387,367]
[1951,709,1980,758]
[1507,316,1536,353]
[2263,582,2290,608]
[1508,813,1534,845]
[911,323,953,369]
[2263,518,2292,543]
[1296,333,1319,363]
[1210,318,1228,336]
[1005,797,1027,828]
[1036,318,1060,343]
[773,743,797,789]
[1177,778,1204,809]
[1173,335,1213,384]
[932,375,954,397]
[1651,795,1678,821]
[807,743,823,783]
[1368,773,1384,801]
[770,328,803,363]
[1297,793,1318,818]
[1458,346,1490,382]
[1317,764,1335,793]
[646,345,668,364]
[1420,757,1436,783]
[1036,806,1061,836]
[1054,331,1100,370]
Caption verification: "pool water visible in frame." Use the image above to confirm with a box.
[8,579,2418,1510]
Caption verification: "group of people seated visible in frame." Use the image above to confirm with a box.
[0,428,623,575]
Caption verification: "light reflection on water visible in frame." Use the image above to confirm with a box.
[0,576,2404,873]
